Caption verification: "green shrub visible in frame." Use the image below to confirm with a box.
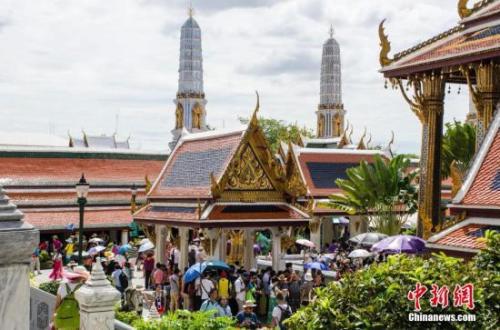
[39,281,60,296]
[133,309,236,330]
[115,307,141,326]
[287,231,500,329]
[39,250,50,262]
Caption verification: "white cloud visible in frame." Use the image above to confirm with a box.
[0,0,470,153]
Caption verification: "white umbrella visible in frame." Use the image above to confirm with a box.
[296,238,315,248]
[89,237,104,244]
[140,238,151,245]
[138,241,155,253]
[348,249,372,259]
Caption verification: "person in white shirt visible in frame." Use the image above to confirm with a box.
[197,273,215,302]
[234,272,246,312]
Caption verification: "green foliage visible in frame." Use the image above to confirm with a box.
[114,305,141,326]
[239,116,314,152]
[39,281,60,296]
[286,231,500,329]
[134,309,236,330]
[442,121,476,179]
[39,250,50,262]
[329,155,417,235]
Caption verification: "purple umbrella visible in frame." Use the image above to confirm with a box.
[371,235,426,254]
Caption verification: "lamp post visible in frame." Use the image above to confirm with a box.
[76,174,90,265]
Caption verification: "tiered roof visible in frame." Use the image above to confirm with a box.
[135,105,310,229]
[0,147,166,231]
[381,0,500,79]
[428,108,500,255]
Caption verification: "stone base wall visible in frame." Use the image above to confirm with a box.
[29,287,56,330]
[0,264,31,330]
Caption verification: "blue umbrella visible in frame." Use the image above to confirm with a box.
[205,259,231,270]
[183,262,207,283]
[118,244,132,255]
[304,261,328,271]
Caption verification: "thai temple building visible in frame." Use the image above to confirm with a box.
[0,146,166,243]
[69,132,130,149]
[170,9,208,149]
[379,0,500,247]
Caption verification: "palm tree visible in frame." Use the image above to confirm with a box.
[329,155,417,235]
[441,120,476,179]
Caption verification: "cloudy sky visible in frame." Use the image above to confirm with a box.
[0,0,470,153]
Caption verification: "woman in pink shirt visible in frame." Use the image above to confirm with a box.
[152,263,164,289]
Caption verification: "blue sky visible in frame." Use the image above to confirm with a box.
[0,0,470,153]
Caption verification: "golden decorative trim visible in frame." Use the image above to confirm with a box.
[175,103,184,129]
[225,144,274,190]
[458,0,473,19]
[192,103,202,129]
[145,175,152,194]
[378,19,393,67]
[357,127,367,150]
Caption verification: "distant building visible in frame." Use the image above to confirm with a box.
[69,132,130,149]
[0,146,167,242]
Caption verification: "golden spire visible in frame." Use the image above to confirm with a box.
[378,19,393,67]
[188,1,194,17]
[458,0,472,19]
[250,91,260,127]
[357,127,367,150]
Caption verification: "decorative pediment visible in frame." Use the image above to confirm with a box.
[285,142,308,198]
[225,144,274,190]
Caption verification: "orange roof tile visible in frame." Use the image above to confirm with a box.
[462,131,500,206]
[24,207,132,230]
[0,156,164,185]
[434,224,492,250]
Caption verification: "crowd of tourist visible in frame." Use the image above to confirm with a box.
[40,231,384,329]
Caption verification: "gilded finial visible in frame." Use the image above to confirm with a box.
[348,124,354,144]
[188,1,194,17]
[357,127,367,150]
[250,91,260,127]
[145,175,152,194]
[378,19,393,67]
[458,0,472,19]
[366,133,372,149]
[329,24,334,38]
[338,120,349,149]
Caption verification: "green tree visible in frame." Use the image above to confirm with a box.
[239,117,314,152]
[329,155,417,235]
[286,231,500,329]
[441,120,476,179]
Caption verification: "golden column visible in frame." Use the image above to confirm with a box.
[465,62,500,144]
[395,72,446,238]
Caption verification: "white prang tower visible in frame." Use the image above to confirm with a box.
[171,7,208,148]
[316,25,345,138]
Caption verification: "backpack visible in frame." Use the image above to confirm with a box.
[119,271,129,289]
[54,283,83,330]
[278,305,292,330]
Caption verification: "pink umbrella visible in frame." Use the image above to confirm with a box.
[296,239,315,248]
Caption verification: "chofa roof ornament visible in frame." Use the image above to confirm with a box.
[458,0,473,19]
[378,19,394,67]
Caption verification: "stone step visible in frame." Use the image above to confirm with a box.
[0,209,24,221]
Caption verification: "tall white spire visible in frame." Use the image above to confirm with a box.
[316,25,345,139]
[171,7,208,148]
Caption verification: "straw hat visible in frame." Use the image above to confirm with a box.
[243,300,256,308]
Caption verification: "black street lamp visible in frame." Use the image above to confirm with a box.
[76,173,90,265]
